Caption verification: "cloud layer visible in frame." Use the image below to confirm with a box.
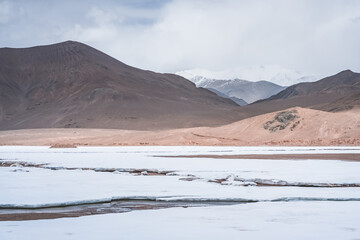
[1,0,359,77]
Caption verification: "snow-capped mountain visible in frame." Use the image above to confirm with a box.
[176,65,320,87]
[178,75,285,104]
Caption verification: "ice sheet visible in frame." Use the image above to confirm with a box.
[1,161,360,206]
[1,146,360,183]
[1,202,359,240]
[1,146,360,206]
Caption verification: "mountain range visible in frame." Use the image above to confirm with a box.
[176,66,319,87]
[183,75,285,104]
[0,40,359,145]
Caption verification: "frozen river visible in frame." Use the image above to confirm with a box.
[1,146,360,239]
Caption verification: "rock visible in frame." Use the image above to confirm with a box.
[50,143,77,148]
[264,109,299,132]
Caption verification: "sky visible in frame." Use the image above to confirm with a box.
[1,0,360,80]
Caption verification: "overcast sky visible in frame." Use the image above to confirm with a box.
[1,0,359,78]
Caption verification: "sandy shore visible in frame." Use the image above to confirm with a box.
[162,154,360,161]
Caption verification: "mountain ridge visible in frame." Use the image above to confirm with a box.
[245,69,360,116]
[0,41,242,130]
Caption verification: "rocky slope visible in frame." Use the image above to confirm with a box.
[195,107,360,145]
[0,41,242,130]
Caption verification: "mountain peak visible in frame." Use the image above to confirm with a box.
[336,69,355,76]
[61,40,80,44]
[42,40,92,51]
[53,40,91,49]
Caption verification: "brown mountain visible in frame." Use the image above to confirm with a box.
[241,70,360,117]
[0,41,242,130]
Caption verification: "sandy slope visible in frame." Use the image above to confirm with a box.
[194,107,360,145]
[0,107,359,146]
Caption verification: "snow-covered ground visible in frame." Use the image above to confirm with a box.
[1,146,360,239]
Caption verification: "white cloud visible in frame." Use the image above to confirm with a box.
[0,1,11,23]
[62,6,119,43]
[1,0,360,80]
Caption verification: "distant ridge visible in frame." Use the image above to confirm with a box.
[242,70,360,116]
[206,88,248,106]
[183,76,285,104]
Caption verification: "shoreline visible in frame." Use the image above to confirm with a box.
[160,153,360,161]
[0,200,238,222]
